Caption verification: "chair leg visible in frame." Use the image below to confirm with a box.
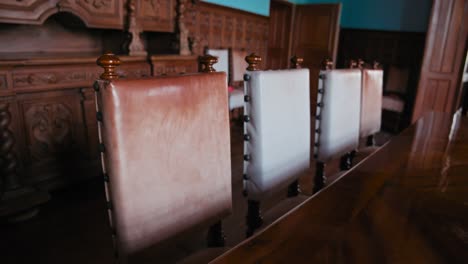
[246,200,263,237]
[313,162,326,193]
[287,180,301,197]
[366,135,375,147]
[340,152,353,170]
[207,221,225,247]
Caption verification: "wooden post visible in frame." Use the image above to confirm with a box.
[245,53,262,71]
[288,55,305,197]
[96,52,121,80]
[198,54,218,73]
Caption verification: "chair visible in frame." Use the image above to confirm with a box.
[381,66,410,132]
[348,60,383,161]
[314,61,362,192]
[94,52,232,263]
[242,54,311,236]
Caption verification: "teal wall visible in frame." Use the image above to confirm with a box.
[288,0,432,32]
[204,0,432,32]
[202,0,270,16]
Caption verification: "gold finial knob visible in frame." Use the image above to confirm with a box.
[321,58,334,70]
[245,53,262,71]
[357,58,365,69]
[290,56,304,69]
[348,59,357,69]
[373,60,381,69]
[97,52,121,80]
[199,55,218,73]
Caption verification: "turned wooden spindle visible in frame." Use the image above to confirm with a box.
[321,58,334,70]
[0,102,20,190]
[96,52,121,80]
[245,53,262,71]
[290,56,304,69]
[199,54,218,73]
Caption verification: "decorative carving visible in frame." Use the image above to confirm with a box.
[97,52,121,80]
[0,102,21,190]
[126,0,147,56]
[25,103,74,163]
[82,0,112,9]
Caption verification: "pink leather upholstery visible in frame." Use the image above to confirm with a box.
[95,73,232,260]
[360,69,383,138]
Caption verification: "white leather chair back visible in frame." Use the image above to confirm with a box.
[315,69,361,162]
[206,49,229,77]
[360,69,383,137]
[243,69,310,200]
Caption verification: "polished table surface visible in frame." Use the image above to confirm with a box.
[212,111,468,263]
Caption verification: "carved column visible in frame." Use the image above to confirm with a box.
[0,102,50,221]
[126,0,147,56]
[178,0,191,55]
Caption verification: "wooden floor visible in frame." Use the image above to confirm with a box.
[0,124,391,264]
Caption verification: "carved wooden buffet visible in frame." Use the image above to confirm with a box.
[0,56,151,190]
[0,0,269,218]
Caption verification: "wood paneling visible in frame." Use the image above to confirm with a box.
[412,0,468,122]
[266,0,293,70]
[290,3,341,139]
[183,2,269,62]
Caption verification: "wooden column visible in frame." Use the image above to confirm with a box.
[0,102,50,221]
[412,0,468,122]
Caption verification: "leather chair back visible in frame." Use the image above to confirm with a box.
[243,69,310,200]
[315,69,361,162]
[95,73,232,259]
[360,69,383,138]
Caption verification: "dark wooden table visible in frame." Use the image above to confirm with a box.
[212,111,468,263]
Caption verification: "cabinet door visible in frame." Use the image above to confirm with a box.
[16,89,93,186]
[136,0,176,32]
[412,0,468,121]
[0,0,56,25]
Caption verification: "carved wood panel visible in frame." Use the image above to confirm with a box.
[150,55,198,76]
[17,90,87,183]
[0,0,124,29]
[412,0,468,122]
[136,0,176,32]
[184,2,269,63]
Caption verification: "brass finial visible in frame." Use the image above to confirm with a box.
[290,56,304,69]
[245,53,262,71]
[348,59,357,69]
[373,60,382,69]
[96,52,121,80]
[199,55,218,73]
[321,58,334,70]
[357,58,365,69]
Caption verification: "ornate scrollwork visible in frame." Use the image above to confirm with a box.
[25,103,73,162]
[83,0,111,9]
